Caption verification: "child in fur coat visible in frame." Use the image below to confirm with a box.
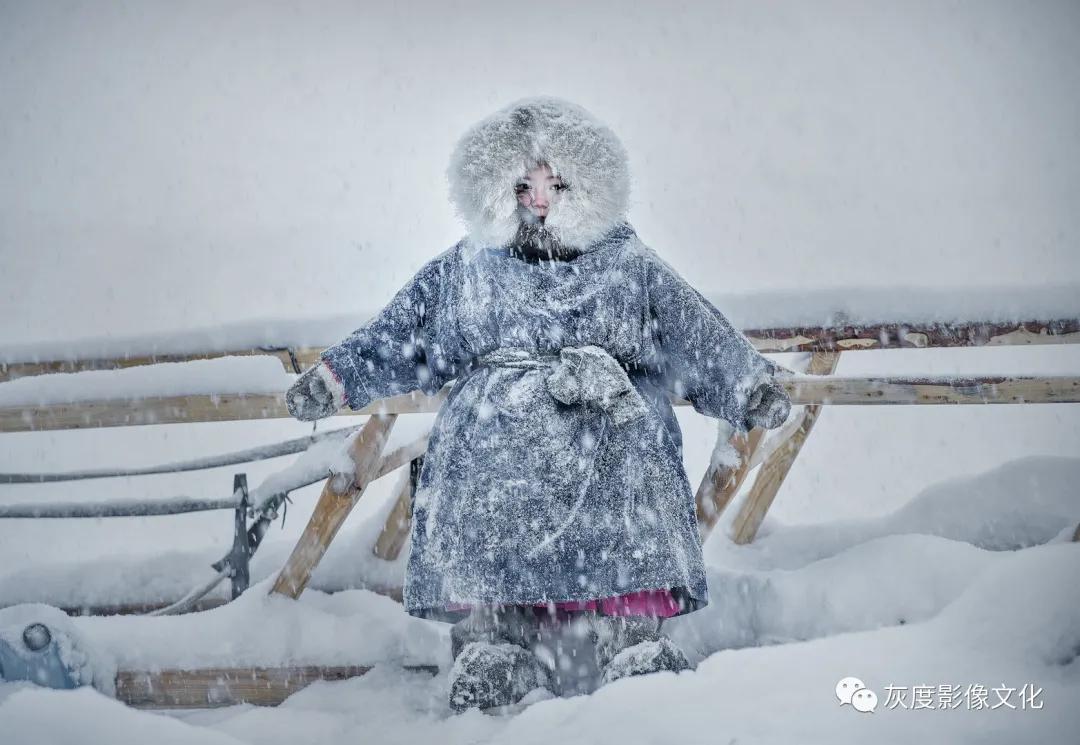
[286,98,790,711]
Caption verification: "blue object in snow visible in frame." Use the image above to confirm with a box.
[0,621,80,689]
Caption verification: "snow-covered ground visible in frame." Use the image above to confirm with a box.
[1,454,1077,743]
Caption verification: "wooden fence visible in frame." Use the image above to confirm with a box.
[1,315,1078,707]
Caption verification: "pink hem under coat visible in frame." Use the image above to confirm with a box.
[447,588,681,618]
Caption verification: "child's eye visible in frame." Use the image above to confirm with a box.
[514,183,530,194]
[552,183,568,192]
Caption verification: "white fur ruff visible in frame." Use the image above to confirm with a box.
[448,97,630,252]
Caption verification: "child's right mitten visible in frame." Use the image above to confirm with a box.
[285,362,346,421]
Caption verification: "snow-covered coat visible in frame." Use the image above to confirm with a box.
[320,98,778,621]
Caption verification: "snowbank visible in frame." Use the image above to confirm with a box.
[74,581,443,672]
[705,454,1080,572]
[485,543,1080,745]
[670,534,1000,660]
[4,543,1075,744]
[0,685,247,745]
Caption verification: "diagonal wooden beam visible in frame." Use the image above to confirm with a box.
[372,432,430,481]
[270,414,396,599]
[730,352,841,545]
[744,413,805,472]
[695,427,766,540]
[372,462,418,562]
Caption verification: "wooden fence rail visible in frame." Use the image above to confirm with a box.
[2,375,1077,433]
[116,664,438,708]
[2,319,1076,383]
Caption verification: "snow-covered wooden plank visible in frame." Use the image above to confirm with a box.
[373,431,430,481]
[0,495,239,519]
[0,388,446,432]
[61,598,230,617]
[0,435,426,522]
[0,347,319,383]
[47,581,407,617]
[786,374,1080,405]
[0,425,360,484]
[115,664,438,708]
[744,318,1080,353]
[270,414,397,599]
[115,665,370,708]
[2,375,1077,433]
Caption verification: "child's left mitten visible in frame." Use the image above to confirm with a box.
[743,379,791,431]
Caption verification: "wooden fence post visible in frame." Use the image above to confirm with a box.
[269,413,397,599]
[372,457,422,561]
[695,427,766,539]
[730,351,841,545]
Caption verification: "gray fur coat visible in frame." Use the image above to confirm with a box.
[320,98,778,620]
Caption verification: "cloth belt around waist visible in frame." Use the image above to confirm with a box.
[475,346,648,427]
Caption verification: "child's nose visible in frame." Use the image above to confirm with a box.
[532,191,549,209]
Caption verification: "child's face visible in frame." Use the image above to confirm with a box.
[514,164,566,223]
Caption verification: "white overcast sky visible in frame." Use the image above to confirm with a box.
[1,0,1078,345]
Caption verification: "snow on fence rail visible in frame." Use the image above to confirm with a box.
[0,425,363,484]
[2,317,1079,383]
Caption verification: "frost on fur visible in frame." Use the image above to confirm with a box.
[448,97,630,252]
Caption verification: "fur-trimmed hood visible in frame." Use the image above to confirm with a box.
[448,97,630,251]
